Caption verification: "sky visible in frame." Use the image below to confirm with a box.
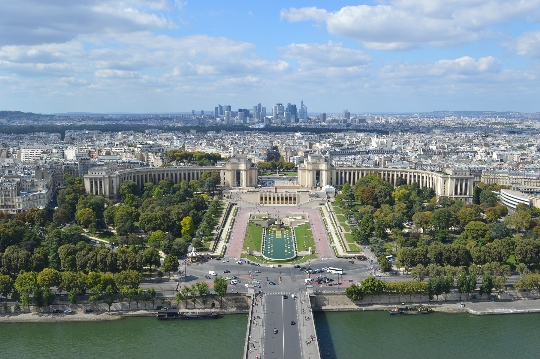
[0,0,539,114]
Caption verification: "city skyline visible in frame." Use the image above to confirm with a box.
[1,0,540,114]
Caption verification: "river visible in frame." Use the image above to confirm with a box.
[315,311,540,359]
[0,314,247,359]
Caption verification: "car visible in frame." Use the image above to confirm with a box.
[225,277,231,280]
[232,275,238,279]
[84,309,93,313]
[291,321,296,325]
[52,309,63,313]
[269,281,276,285]
[294,265,301,268]
[254,284,261,288]
[230,279,238,285]
[283,294,288,299]
[255,270,261,273]
[64,309,73,314]
[223,270,230,273]
[245,283,249,287]
[205,275,211,279]
[273,328,278,334]
[236,261,243,264]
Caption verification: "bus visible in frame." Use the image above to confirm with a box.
[327,267,343,275]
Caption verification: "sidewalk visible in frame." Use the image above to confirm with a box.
[298,292,321,359]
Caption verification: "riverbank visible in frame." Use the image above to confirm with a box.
[312,294,540,316]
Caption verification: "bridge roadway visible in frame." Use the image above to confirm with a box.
[245,291,320,359]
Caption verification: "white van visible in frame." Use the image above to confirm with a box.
[209,271,217,276]
[305,278,313,284]
[231,279,238,285]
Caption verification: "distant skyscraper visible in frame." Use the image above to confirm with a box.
[261,107,266,121]
[225,105,231,112]
[253,105,258,120]
[285,111,291,123]
[321,113,327,122]
[299,100,307,121]
[238,112,245,123]
[343,110,351,122]
[218,104,223,116]
[192,110,195,116]
[272,105,278,121]
[214,107,219,119]
[201,110,204,116]
[224,111,231,125]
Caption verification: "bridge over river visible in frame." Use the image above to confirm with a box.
[244,290,321,359]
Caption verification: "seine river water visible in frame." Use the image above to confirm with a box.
[2,311,540,359]
[0,314,247,359]
[315,311,540,359]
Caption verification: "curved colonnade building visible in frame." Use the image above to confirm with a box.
[84,153,540,203]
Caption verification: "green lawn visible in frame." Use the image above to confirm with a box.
[331,203,344,215]
[243,253,317,264]
[243,223,263,252]
[295,224,316,253]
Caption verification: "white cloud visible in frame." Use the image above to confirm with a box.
[279,41,370,68]
[281,0,540,49]
[280,7,328,23]
[0,0,177,46]
[95,69,142,79]
[509,31,540,58]
[380,56,501,79]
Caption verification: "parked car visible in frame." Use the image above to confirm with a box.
[84,309,93,313]
[64,309,73,314]
[223,270,231,273]
[52,309,63,313]
[273,328,278,334]
[269,281,276,285]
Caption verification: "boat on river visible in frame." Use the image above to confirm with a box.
[156,309,219,320]
[389,305,433,315]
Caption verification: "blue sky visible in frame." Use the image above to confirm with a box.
[0,0,539,114]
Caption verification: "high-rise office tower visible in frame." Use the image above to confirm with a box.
[218,104,223,116]
[238,112,245,123]
[225,105,231,112]
[285,111,291,123]
[261,107,266,121]
[321,113,327,122]
[299,100,307,121]
[272,105,278,121]
[224,111,231,125]
[201,110,204,116]
[343,110,351,122]
[214,107,219,119]
[253,106,258,120]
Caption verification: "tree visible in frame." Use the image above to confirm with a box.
[44,287,55,308]
[214,277,228,307]
[410,264,428,282]
[479,190,498,207]
[37,268,62,289]
[505,209,532,233]
[480,273,494,298]
[514,239,540,267]
[378,255,392,272]
[161,254,179,277]
[147,287,157,309]
[15,271,38,309]
[195,281,210,308]
[430,208,458,231]
[75,208,97,228]
[180,216,195,237]
[461,221,492,245]
[115,270,142,289]
[143,248,161,270]
[345,284,364,301]
[360,276,386,302]
[0,274,14,302]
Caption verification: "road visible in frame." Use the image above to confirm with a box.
[263,294,301,359]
